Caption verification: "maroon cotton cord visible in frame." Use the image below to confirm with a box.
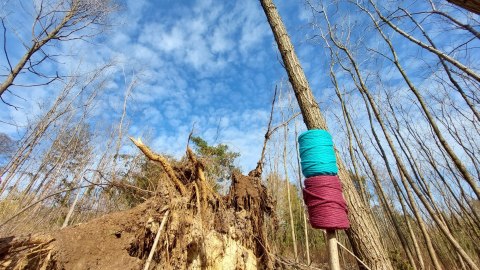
[303,175,350,230]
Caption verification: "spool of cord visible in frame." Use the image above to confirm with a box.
[298,129,338,177]
[303,175,350,229]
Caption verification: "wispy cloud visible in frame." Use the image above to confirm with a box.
[0,0,314,171]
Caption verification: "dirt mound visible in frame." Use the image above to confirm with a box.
[0,198,159,269]
[0,142,277,270]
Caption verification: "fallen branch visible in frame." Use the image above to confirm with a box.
[130,137,187,196]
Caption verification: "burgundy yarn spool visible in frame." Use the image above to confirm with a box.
[303,175,350,230]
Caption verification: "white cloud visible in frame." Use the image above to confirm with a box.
[0,0,282,171]
[211,27,234,53]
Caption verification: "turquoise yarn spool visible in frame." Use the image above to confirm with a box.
[298,129,338,177]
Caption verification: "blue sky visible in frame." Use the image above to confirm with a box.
[1,0,478,180]
[0,0,324,171]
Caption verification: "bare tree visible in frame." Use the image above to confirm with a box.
[0,64,112,196]
[363,0,480,200]
[0,0,117,101]
[301,0,480,267]
[282,109,298,263]
[0,133,15,168]
[259,0,394,269]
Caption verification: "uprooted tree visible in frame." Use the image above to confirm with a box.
[0,136,279,269]
[0,0,391,269]
[3,0,478,269]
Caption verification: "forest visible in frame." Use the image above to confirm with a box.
[0,0,479,269]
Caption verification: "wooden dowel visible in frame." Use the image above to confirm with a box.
[144,210,170,270]
[327,230,340,270]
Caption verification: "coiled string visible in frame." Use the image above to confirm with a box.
[298,129,350,230]
[303,175,350,229]
[299,129,338,177]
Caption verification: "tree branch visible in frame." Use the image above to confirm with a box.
[129,137,187,196]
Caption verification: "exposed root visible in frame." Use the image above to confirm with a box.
[228,171,276,269]
[187,147,209,212]
[0,234,54,270]
[130,137,187,196]
[0,140,278,270]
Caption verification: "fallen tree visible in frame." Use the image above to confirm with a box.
[0,137,283,269]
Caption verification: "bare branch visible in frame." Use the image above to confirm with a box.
[1,18,12,72]
[129,137,187,196]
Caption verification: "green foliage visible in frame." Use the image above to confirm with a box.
[121,155,167,207]
[114,153,179,207]
[190,136,240,189]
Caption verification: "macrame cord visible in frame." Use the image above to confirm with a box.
[298,129,350,229]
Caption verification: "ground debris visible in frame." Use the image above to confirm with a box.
[0,144,278,269]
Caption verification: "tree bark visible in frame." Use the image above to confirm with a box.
[447,0,480,14]
[259,0,393,269]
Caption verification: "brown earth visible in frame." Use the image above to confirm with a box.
[0,144,282,270]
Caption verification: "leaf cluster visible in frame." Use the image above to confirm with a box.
[190,136,240,186]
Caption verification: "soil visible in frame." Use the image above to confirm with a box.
[0,151,278,270]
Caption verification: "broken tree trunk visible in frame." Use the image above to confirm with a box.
[258,0,394,269]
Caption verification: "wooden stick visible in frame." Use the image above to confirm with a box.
[144,210,170,270]
[336,241,372,270]
[327,230,340,270]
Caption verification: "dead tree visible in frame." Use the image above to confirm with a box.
[0,0,117,100]
[259,0,394,269]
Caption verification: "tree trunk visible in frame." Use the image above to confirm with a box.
[258,0,393,269]
[283,124,298,262]
[447,0,480,14]
[62,177,85,229]
[0,9,75,98]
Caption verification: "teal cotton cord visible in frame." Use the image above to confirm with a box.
[298,129,338,177]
